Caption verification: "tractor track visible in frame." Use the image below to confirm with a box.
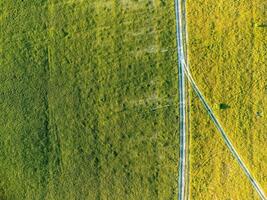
[174,0,266,199]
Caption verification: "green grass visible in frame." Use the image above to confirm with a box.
[0,1,180,199]
[1,0,266,199]
[187,0,267,199]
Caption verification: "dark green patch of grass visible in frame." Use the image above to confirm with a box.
[1,1,179,199]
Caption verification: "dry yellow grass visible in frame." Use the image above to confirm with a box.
[187,0,267,199]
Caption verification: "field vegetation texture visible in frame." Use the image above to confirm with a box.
[0,0,266,200]
[0,0,180,199]
[187,0,267,199]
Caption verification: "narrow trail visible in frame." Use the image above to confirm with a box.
[182,62,266,200]
[174,0,187,199]
[174,0,267,199]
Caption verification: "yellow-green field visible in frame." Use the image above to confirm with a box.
[0,0,181,199]
[187,0,267,199]
[0,0,266,199]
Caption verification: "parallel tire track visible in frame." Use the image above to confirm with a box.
[175,0,266,199]
[183,62,267,200]
[174,0,187,199]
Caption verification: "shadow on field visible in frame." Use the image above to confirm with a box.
[257,24,267,28]
[0,187,6,200]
